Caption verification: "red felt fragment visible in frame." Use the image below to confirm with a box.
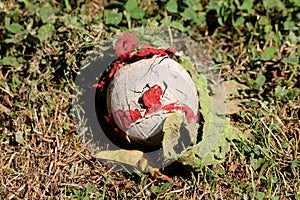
[181,105,198,123]
[110,108,142,130]
[105,114,131,142]
[114,32,138,58]
[129,109,143,122]
[106,83,197,131]
[92,82,105,88]
[108,61,120,78]
[93,61,121,89]
[163,102,180,111]
[130,45,175,61]
[141,85,164,115]
[163,103,198,123]
[145,104,163,116]
[142,85,163,108]
[138,85,198,122]
[165,48,176,56]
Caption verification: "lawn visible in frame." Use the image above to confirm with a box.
[0,0,299,199]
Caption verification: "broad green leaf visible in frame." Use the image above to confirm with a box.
[125,0,138,11]
[6,23,23,34]
[282,56,298,64]
[151,183,172,195]
[217,17,224,26]
[186,0,203,11]
[37,24,55,42]
[260,47,277,61]
[39,6,57,24]
[169,21,184,31]
[180,9,197,21]
[288,31,297,44]
[194,14,206,25]
[105,11,122,25]
[250,157,265,171]
[234,16,245,27]
[129,8,145,20]
[240,0,253,13]
[271,196,280,200]
[166,0,178,13]
[125,0,145,19]
[160,16,172,26]
[283,21,295,30]
[250,45,259,58]
[255,74,266,90]
[292,159,298,168]
[4,38,19,44]
[264,0,277,9]
[275,86,288,97]
[63,16,78,27]
[256,191,265,200]
[20,29,29,37]
[0,56,22,68]
[258,16,270,26]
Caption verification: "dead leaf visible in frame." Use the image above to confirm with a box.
[15,131,25,144]
[223,80,248,98]
[162,112,183,160]
[226,99,241,114]
[178,57,243,169]
[93,149,144,168]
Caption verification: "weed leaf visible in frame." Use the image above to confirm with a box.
[240,0,253,13]
[125,0,145,19]
[283,21,295,30]
[37,24,55,42]
[180,9,197,21]
[6,23,23,34]
[125,0,138,11]
[166,0,178,13]
[261,47,277,61]
[129,8,145,20]
[255,74,266,90]
[0,56,22,68]
[105,11,122,25]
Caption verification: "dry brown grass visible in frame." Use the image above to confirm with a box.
[1,0,300,199]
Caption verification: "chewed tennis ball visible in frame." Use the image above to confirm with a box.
[106,56,199,146]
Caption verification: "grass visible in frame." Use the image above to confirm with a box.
[0,0,299,199]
